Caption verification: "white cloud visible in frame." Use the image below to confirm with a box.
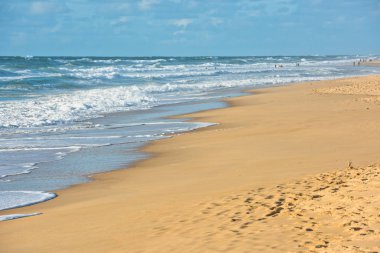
[173,30,186,35]
[323,15,365,27]
[30,2,52,14]
[138,0,160,10]
[170,18,193,28]
[30,1,66,15]
[168,0,197,8]
[111,16,129,26]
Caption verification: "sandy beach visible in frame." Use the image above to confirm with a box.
[1,75,380,253]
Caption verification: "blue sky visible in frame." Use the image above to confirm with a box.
[1,0,379,56]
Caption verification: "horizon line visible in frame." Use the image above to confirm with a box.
[1,54,379,58]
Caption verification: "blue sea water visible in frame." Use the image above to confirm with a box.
[1,55,379,220]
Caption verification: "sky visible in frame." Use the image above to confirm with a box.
[0,0,379,56]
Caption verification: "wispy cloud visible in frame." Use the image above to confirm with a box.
[170,18,193,28]
[1,0,379,56]
[173,30,186,35]
[138,0,160,11]
[111,16,129,26]
[238,0,297,17]
[30,1,67,15]
[210,17,223,26]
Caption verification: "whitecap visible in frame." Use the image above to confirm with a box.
[0,191,56,211]
[0,213,41,222]
[0,86,155,128]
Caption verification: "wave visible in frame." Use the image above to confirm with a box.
[59,66,120,79]
[0,191,56,211]
[0,86,155,128]
[0,57,360,88]
[0,72,363,129]
[1,55,379,129]
[0,163,37,179]
[0,212,41,222]
[0,73,62,82]
[53,59,357,81]
[56,64,268,80]
[0,146,83,152]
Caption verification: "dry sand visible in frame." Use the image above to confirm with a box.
[1,75,380,253]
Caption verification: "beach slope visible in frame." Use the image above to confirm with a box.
[1,75,380,252]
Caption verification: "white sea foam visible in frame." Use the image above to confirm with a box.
[61,66,119,79]
[0,191,56,210]
[0,212,41,222]
[0,86,155,128]
[0,73,62,81]
[0,163,37,179]
[128,59,166,64]
[0,135,123,141]
[52,58,359,82]
[0,146,83,152]
[0,123,98,136]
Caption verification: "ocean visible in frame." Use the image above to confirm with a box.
[1,55,379,221]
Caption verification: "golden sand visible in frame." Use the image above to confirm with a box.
[1,75,380,252]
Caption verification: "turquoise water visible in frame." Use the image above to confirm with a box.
[1,55,379,220]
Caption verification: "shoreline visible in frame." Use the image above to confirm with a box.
[1,75,380,252]
[358,60,380,67]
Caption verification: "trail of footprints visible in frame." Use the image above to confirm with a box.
[152,164,380,252]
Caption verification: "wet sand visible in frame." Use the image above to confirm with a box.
[1,75,380,252]
[360,60,380,67]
